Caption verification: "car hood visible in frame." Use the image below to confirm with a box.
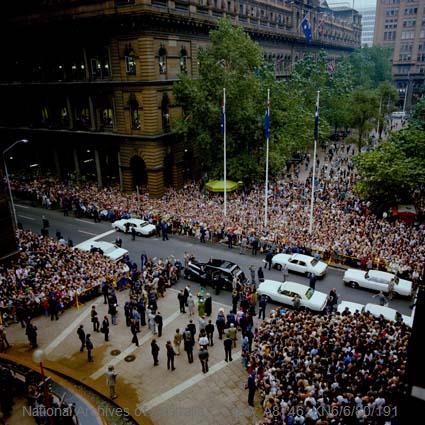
[395,279,412,295]
[272,253,291,263]
[308,290,328,310]
[315,261,328,274]
[258,280,282,293]
[142,223,156,233]
[344,269,366,280]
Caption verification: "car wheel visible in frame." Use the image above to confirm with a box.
[275,264,282,271]
[115,227,120,231]
[186,273,192,281]
[350,281,359,289]
[267,296,273,303]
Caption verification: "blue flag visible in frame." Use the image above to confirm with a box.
[264,108,270,139]
[301,16,313,43]
[220,102,225,134]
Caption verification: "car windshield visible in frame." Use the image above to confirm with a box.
[305,288,314,300]
[138,222,149,227]
[231,266,241,276]
[220,261,234,269]
[310,258,318,266]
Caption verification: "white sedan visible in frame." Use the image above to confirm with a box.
[74,240,128,262]
[112,218,156,237]
[257,279,328,312]
[343,269,412,297]
[337,301,413,327]
[271,253,328,277]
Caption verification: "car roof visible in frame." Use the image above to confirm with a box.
[365,303,397,319]
[263,280,307,292]
[368,270,394,279]
[290,254,313,262]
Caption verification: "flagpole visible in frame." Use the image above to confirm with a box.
[309,90,320,235]
[223,87,227,217]
[264,89,270,228]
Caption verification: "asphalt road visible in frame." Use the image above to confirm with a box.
[15,202,413,315]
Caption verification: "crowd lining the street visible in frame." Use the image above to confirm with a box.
[9,143,425,281]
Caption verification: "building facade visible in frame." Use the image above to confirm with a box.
[358,6,376,46]
[0,0,361,197]
[374,0,425,110]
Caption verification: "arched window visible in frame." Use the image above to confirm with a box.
[158,46,167,74]
[180,48,188,73]
[129,93,141,130]
[161,93,170,131]
[125,44,136,75]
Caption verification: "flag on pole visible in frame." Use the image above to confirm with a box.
[264,103,270,139]
[314,93,319,142]
[220,100,225,134]
[301,15,313,43]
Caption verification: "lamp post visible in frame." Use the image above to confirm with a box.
[2,139,29,228]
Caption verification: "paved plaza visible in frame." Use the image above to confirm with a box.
[2,285,263,425]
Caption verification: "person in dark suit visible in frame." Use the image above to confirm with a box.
[198,347,209,373]
[246,372,256,406]
[183,328,194,363]
[166,340,176,370]
[309,272,317,290]
[131,322,139,346]
[151,339,160,366]
[205,320,215,346]
[101,316,110,342]
[155,312,163,337]
[77,325,85,352]
[86,334,94,362]
[131,226,136,241]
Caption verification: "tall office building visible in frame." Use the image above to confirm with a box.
[374,0,425,110]
[358,5,376,45]
[0,0,361,197]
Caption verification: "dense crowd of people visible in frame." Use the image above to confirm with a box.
[10,142,424,281]
[249,308,410,424]
[0,230,127,324]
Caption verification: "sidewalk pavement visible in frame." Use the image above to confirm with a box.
[2,286,263,425]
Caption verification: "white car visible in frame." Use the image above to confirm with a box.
[343,269,412,297]
[271,253,328,277]
[257,279,328,312]
[112,218,156,237]
[74,240,128,262]
[337,301,412,327]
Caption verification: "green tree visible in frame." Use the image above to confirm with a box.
[174,19,322,182]
[354,135,425,210]
[409,95,425,130]
[349,46,393,88]
[290,52,351,136]
[376,82,398,139]
[348,88,379,150]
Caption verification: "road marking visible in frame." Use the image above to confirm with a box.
[18,214,35,221]
[15,204,30,209]
[90,309,181,380]
[44,298,103,355]
[75,219,96,225]
[82,229,116,243]
[77,230,97,236]
[139,351,242,412]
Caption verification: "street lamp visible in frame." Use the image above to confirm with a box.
[2,139,29,228]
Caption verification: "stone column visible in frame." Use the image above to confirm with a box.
[73,148,80,179]
[94,149,103,188]
[117,150,123,191]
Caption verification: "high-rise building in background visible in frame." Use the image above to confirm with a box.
[0,0,361,197]
[374,0,425,110]
[358,5,376,45]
